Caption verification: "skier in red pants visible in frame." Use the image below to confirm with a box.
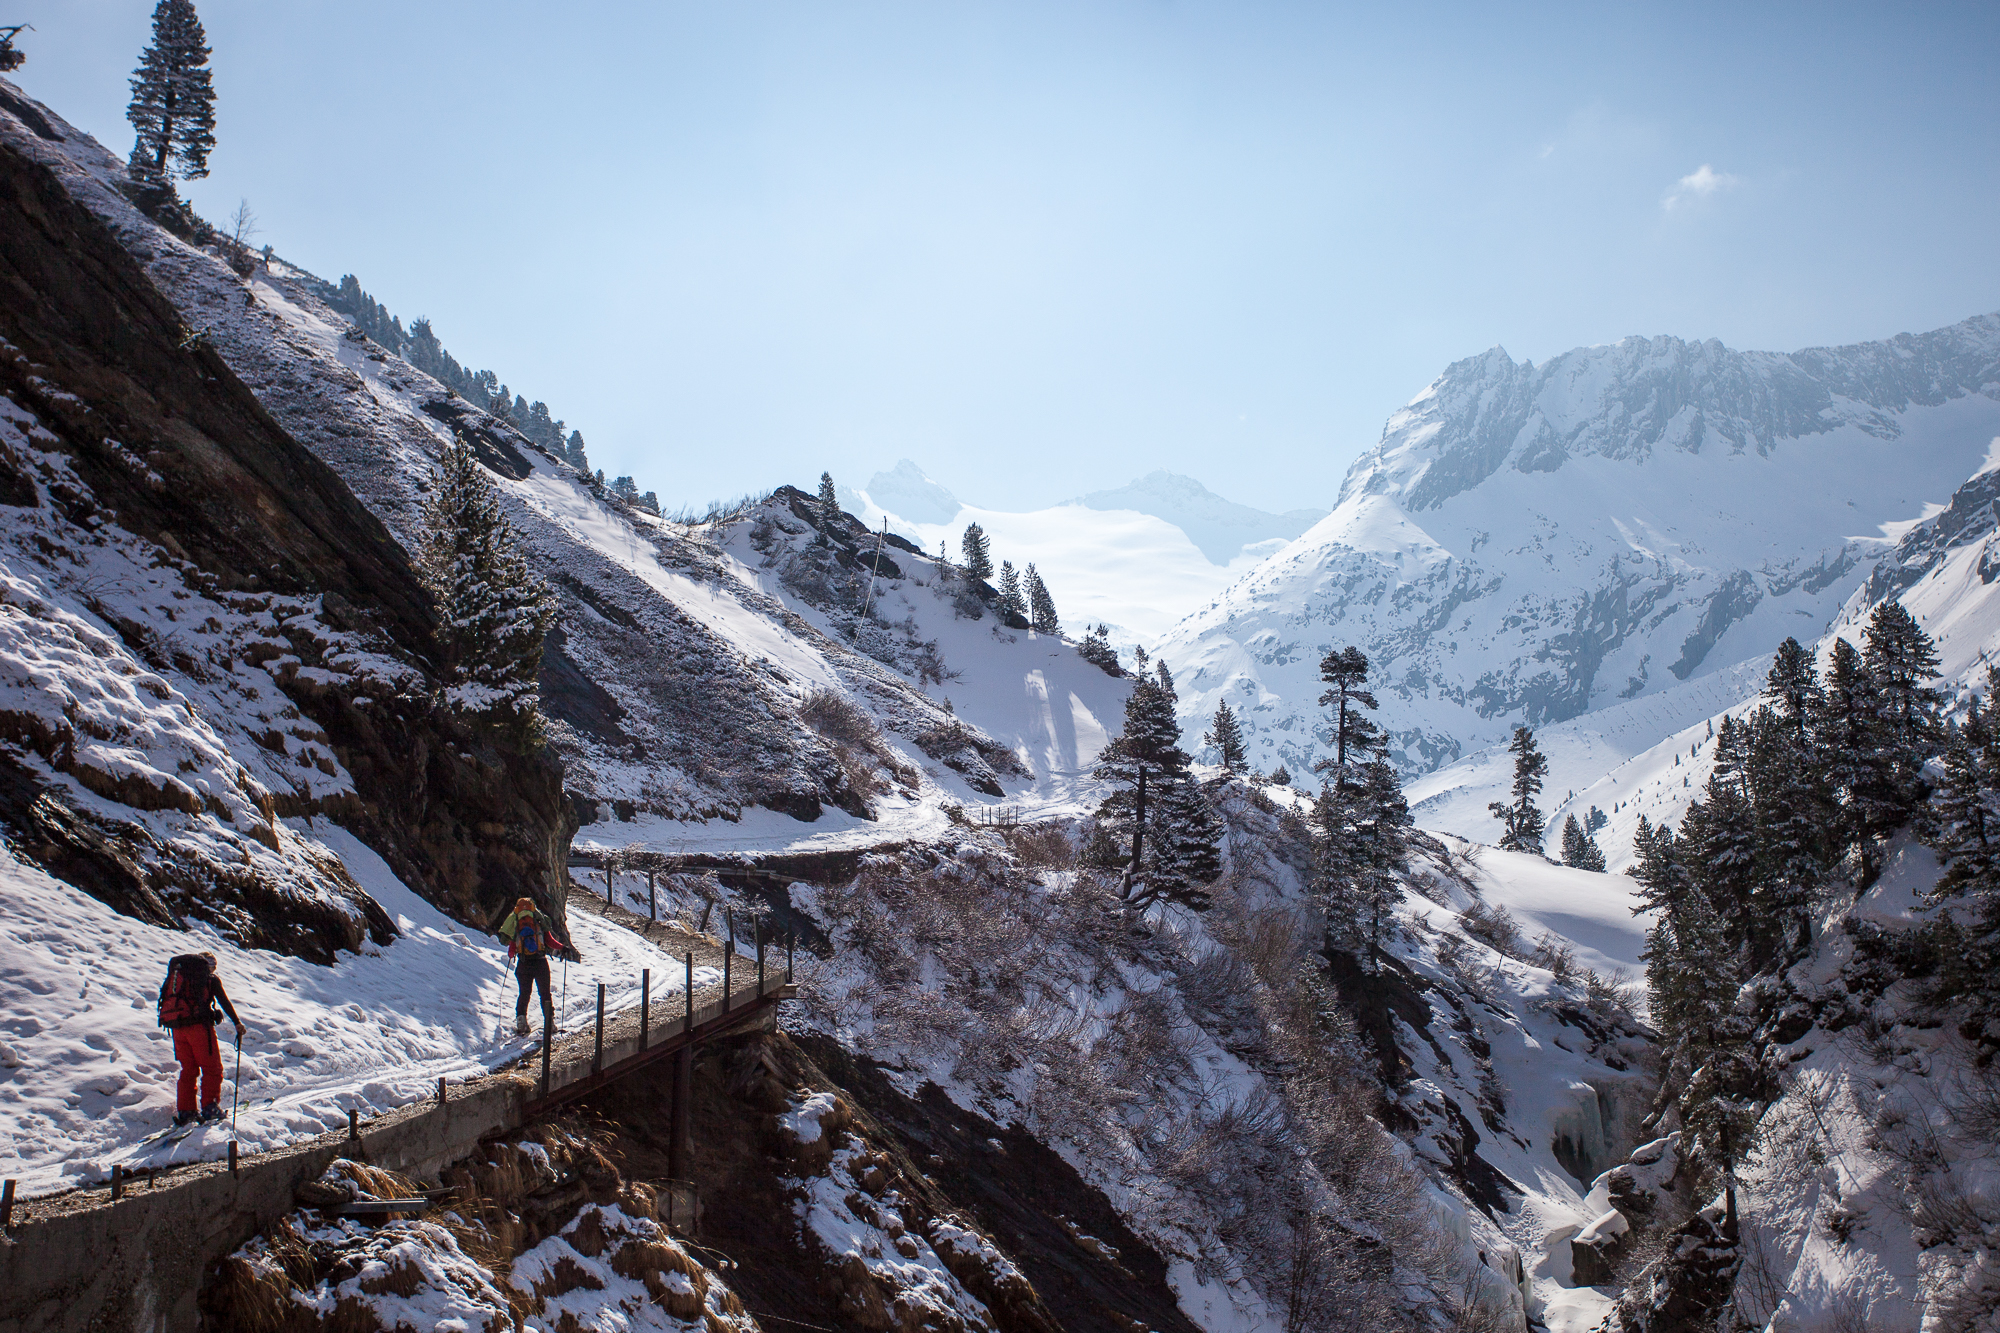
[157,951,244,1126]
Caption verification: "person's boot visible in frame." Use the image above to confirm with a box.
[199,1103,221,1124]
[514,1013,530,1035]
[174,1108,196,1127]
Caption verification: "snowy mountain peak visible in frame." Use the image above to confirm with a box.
[851,458,961,526]
[1164,313,2000,780]
[1346,314,2000,514]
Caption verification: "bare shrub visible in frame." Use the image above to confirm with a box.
[1530,930,1576,981]
[223,198,259,277]
[799,688,916,797]
[1002,821,1075,871]
[1584,967,1638,1019]
[1460,900,1520,956]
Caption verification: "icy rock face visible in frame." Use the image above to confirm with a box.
[1161,317,2000,782]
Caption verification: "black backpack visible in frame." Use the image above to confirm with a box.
[157,954,211,1028]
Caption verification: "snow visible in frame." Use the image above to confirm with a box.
[1159,322,2000,789]
[0,827,710,1198]
[845,493,1266,646]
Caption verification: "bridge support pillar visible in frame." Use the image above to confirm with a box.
[669,1043,694,1181]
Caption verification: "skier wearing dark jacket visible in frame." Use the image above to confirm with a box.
[500,897,568,1035]
[159,951,243,1125]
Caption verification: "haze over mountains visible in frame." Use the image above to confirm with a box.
[842,460,1327,643]
[1158,316,2000,777]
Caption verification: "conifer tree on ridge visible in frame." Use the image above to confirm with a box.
[417,434,558,720]
[1025,564,1059,635]
[126,0,217,189]
[1489,726,1549,853]
[1559,814,1606,871]
[1204,701,1248,773]
[959,523,993,581]
[995,561,1029,628]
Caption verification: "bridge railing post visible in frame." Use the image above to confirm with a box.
[593,983,606,1074]
[685,952,693,1033]
[723,909,733,1014]
[757,922,766,995]
[640,968,650,1052]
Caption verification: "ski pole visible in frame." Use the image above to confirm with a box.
[230,1027,242,1130]
[561,959,569,1032]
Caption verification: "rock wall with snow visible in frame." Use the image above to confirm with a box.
[0,96,572,955]
[1160,317,2000,780]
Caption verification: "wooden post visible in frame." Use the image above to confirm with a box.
[540,1005,553,1099]
[605,864,613,907]
[593,983,606,1074]
[437,1076,447,1105]
[347,1109,359,1145]
[0,1178,13,1229]
[228,1141,238,1176]
[640,969,651,1051]
[648,870,657,923]
[685,952,694,1032]
[110,1164,122,1201]
[723,910,733,1013]
[669,1044,694,1181]
[757,923,766,995]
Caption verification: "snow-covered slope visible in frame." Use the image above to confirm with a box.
[842,461,1323,647]
[1550,449,2000,870]
[1160,322,2000,780]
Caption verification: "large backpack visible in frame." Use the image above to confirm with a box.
[515,914,547,958]
[157,954,211,1028]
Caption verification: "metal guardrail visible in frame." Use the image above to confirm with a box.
[523,920,796,1116]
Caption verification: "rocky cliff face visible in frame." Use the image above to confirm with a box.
[1161,317,2000,780]
[0,89,570,953]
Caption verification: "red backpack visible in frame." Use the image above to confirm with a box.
[515,914,548,957]
[157,954,211,1028]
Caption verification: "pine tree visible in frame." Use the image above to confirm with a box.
[1560,814,1606,870]
[995,561,1029,628]
[1352,759,1412,956]
[1488,726,1549,853]
[1205,701,1248,773]
[1925,675,2000,1015]
[565,431,589,473]
[1269,762,1292,787]
[126,0,216,189]
[417,434,558,718]
[816,472,841,530]
[1094,674,1195,909]
[1025,564,1059,635]
[1148,775,1224,911]
[959,523,993,581]
[1817,636,1888,876]
[1314,646,1384,783]
[1863,599,1944,816]
[1743,699,1828,959]
[1077,624,1122,675]
[1764,636,1822,745]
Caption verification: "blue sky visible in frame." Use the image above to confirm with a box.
[14,2,2000,513]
